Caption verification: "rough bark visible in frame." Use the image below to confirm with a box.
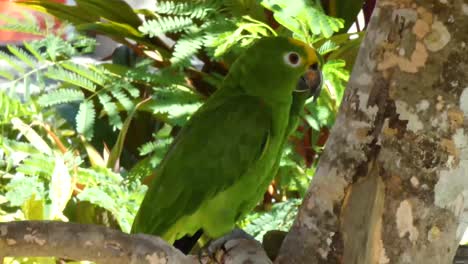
[277,0,468,263]
[0,221,271,264]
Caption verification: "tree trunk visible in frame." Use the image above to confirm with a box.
[277,0,468,263]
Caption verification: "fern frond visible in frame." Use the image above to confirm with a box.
[37,88,85,107]
[148,85,202,125]
[323,60,349,80]
[0,138,40,157]
[46,67,97,92]
[318,40,340,55]
[138,138,172,156]
[38,35,77,61]
[0,51,26,74]
[111,88,134,111]
[16,153,55,178]
[0,70,14,81]
[76,100,96,139]
[139,16,194,37]
[0,11,44,36]
[125,67,186,87]
[120,82,140,98]
[23,42,45,62]
[0,23,42,35]
[171,32,204,65]
[322,59,349,102]
[0,91,33,124]
[61,62,106,86]
[98,93,122,129]
[155,0,220,19]
[7,45,37,68]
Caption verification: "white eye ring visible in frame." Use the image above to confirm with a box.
[283,52,301,67]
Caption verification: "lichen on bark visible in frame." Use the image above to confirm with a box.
[276,0,468,263]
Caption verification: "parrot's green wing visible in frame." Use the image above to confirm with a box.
[131,94,272,242]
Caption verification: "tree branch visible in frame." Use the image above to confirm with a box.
[0,221,272,264]
[0,221,190,263]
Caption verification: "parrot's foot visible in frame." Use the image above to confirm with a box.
[197,229,257,264]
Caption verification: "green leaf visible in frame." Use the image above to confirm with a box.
[22,194,45,220]
[0,91,33,124]
[46,67,97,92]
[171,31,204,65]
[16,153,56,178]
[0,70,14,80]
[139,16,194,37]
[0,51,25,74]
[0,23,42,36]
[77,187,116,212]
[97,93,122,129]
[241,199,301,241]
[75,0,142,27]
[61,62,106,86]
[328,0,365,33]
[76,100,96,139]
[16,0,97,25]
[143,86,202,126]
[261,0,344,39]
[317,40,339,55]
[5,174,45,207]
[107,99,149,170]
[111,88,134,111]
[224,0,266,20]
[322,59,349,102]
[11,118,52,155]
[37,88,85,107]
[83,141,106,168]
[24,41,45,62]
[77,21,147,44]
[154,0,221,19]
[49,155,73,220]
[7,45,36,68]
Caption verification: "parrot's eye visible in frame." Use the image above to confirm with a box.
[284,52,301,67]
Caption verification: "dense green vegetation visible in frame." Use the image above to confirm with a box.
[0,0,364,262]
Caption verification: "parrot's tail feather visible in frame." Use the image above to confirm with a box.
[173,229,203,254]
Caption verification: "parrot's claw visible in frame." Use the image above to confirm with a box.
[197,229,255,264]
[197,241,225,264]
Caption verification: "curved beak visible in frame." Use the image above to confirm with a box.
[295,64,323,102]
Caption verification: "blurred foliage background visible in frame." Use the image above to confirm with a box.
[0,0,371,262]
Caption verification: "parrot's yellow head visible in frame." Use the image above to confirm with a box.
[226,36,322,104]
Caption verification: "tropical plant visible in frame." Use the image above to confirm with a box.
[0,0,365,262]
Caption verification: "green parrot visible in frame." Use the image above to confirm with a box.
[131,37,321,247]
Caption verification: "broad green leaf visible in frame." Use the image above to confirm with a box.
[107,98,149,170]
[11,118,52,155]
[326,0,365,33]
[22,194,45,220]
[48,155,73,220]
[83,141,106,168]
[75,0,141,27]
[16,0,97,24]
